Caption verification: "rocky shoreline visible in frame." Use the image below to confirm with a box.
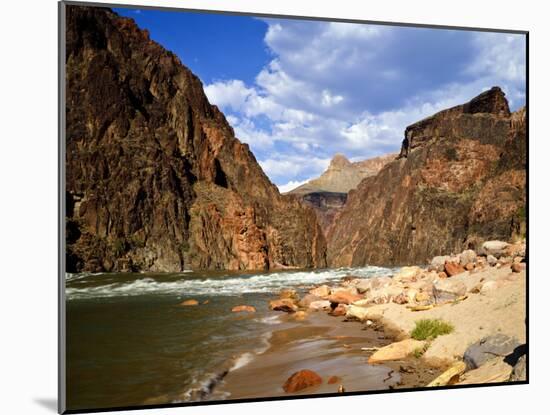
[220,238,526,397]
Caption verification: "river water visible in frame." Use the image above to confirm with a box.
[65,266,394,411]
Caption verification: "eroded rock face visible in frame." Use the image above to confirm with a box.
[288,153,395,234]
[65,6,327,272]
[328,87,526,267]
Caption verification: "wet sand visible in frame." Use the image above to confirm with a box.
[215,312,439,399]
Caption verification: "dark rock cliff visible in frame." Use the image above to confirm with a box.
[327,87,526,267]
[65,6,326,272]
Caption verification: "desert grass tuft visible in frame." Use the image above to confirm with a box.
[411,319,454,341]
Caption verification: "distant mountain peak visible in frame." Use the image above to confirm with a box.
[328,153,352,170]
[288,152,396,195]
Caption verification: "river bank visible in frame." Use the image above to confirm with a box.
[215,239,527,398]
[65,239,526,410]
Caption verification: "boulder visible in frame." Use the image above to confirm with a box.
[370,276,393,289]
[299,294,322,308]
[511,262,526,273]
[180,299,199,306]
[330,303,348,316]
[405,288,419,303]
[279,288,299,300]
[509,354,526,382]
[482,240,510,258]
[394,266,422,282]
[433,279,467,303]
[431,255,451,272]
[458,358,513,384]
[309,285,331,298]
[282,369,323,393]
[328,290,362,305]
[505,242,526,259]
[415,291,432,303]
[293,310,307,321]
[459,249,477,266]
[231,305,256,313]
[368,339,426,364]
[480,280,505,295]
[465,262,475,271]
[392,293,409,305]
[308,300,332,311]
[444,261,465,277]
[438,272,448,279]
[364,285,405,305]
[269,299,298,313]
[487,254,498,266]
[346,305,370,321]
[463,334,521,369]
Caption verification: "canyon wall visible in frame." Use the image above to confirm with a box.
[65,6,326,272]
[328,87,526,267]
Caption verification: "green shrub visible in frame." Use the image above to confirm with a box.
[411,319,454,341]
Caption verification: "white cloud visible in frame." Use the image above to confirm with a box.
[277,178,311,193]
[321,90,344,107]
[204,21,526,186]
[260,155,330,185]
[466,33,526,83]
[204,80,256,112]
[225,115,274,150]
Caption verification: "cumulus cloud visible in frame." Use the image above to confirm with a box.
[204,20,526,187]
[259,155,331,184]
[277,178,311,193]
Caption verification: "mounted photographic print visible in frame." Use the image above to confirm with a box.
[59,1,528,413]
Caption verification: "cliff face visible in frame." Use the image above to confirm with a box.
[327,87,526,267]
[65,6,326,272]
[289,153,395,234]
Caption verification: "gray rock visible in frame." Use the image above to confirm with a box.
[509,354,527,382]
[431,255,451,272]
[482,240,510,259]
[463,334,521,369]
[433,279,467,303]
[487,254,498,266]
[459,249,477,266]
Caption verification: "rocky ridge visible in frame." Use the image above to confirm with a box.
[328,87,526,267]
[289,153,395,233]
[65,6,326,272]
[290,153,396,195]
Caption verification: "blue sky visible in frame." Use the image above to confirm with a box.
[115,7,526,192]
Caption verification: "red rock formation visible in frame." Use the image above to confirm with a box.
[328,87,526,267]
[65,6,326,272]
